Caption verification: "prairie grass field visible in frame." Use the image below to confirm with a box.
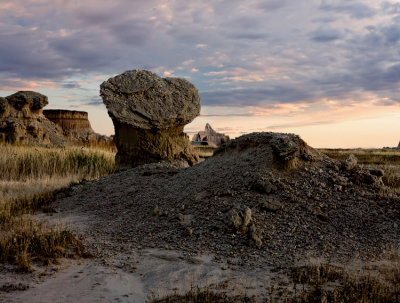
[320,148,400,190]
[0,144,115,271]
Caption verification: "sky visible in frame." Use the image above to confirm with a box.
[0,0,399,148]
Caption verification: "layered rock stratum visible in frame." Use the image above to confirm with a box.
[100,70,200,169]
[192,123,230,146]
[0,91,66,146]
[43,109,110,144]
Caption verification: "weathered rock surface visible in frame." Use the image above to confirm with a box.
[100,70,200,168]
[192,123,230,147]
[43,109,111,144]
[341,154,358,171]
[0,91,66,146]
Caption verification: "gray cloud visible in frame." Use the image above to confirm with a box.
[311,27,342,42]
[320,1,376,19]
[0,0,399,114]
[200,86,316,107]
[257,0,289,11]
[61,82,81,89]
[86,96,103,106]
[381,2,400,14]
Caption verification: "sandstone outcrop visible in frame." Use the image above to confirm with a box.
[100,70,200,169]
[192,123,230,146]
[43,109,110,144]
[0,91,66,146]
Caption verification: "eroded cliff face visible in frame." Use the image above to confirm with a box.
[192,123,230,147]
[0,91,66,146]
[43,110,92,131]
[43,109,112,145]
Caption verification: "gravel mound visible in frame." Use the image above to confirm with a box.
[55,132,400,268]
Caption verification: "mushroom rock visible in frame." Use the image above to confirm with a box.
[0,91,66,146]
[100,70,200,169]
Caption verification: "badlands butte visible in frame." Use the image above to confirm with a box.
[2,70,400,302]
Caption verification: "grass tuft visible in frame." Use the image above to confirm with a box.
[149,286,255,303]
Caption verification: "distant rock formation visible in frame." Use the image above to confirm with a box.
[192,123,230,147]
[0,91,66,146]
[43,109,110,144]
[100,70,200,169]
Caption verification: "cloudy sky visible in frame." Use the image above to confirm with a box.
[1,0,399,147]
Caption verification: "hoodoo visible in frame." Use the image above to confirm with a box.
[0,91,66,146]
[100,70,200,169]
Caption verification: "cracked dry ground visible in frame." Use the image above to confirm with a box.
[54,132,400,273]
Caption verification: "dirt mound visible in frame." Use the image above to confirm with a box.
[55,132,400,268]
[214,132,323,169]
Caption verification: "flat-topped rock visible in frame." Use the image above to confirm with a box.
[43,109,113,144]
[100,70,200,169]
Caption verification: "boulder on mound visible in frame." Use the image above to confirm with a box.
[100,70,200,169]
[0,91,66,146]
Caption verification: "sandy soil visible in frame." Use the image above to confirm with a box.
[1,247,281,303]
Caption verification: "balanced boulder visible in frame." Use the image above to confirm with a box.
[100,70,200,168]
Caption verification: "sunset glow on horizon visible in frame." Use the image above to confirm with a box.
[1,0,399,148]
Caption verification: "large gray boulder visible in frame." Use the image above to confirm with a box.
[100,70,200,169]
[101,70,200,130]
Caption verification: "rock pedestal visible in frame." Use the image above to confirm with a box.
[100,70,201,169]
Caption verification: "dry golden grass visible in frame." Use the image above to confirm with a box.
[153,253,400,303]
[149,286,255,303]
[290,254,400,303]
[193,145,217,158]
[0,144,115,203]
[0,144,115,271]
